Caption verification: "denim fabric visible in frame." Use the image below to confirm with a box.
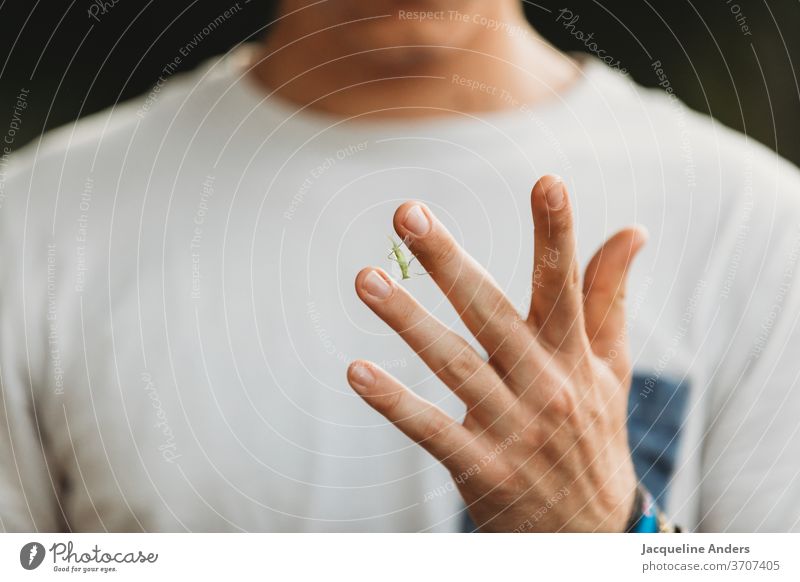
[460,372,689,532]
[626,372,689,505]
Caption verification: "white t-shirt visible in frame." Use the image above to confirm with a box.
[2,46,800,532]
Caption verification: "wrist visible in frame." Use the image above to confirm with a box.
[624,484,682,533]
[625,484,657,532]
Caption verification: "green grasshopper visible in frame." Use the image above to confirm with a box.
[386,236,421,280]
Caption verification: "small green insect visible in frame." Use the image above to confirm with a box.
[386,236,419,280]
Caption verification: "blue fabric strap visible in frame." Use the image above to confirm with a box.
[629,485,660,533]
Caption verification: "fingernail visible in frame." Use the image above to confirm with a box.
[545,179,566,210]
[349,364,374,390]
[362,270,392,299]
[403,205,431,236]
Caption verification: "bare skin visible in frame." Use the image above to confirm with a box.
[249,0,579,119]
[252,2,645,531]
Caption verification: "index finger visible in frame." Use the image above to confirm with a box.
[393,203,541,374]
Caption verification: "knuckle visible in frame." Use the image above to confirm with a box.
[587,277,625,302]
[439,346,481,388]
[417,411,452,442]
[568,262,581,289]
[374,388,404,417]
[519,422,548,449]
[535,255,578,292]
[430,236,460,267]
[493,471,529,503]
[543,386,578,418]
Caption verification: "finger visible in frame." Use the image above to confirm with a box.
[392,203,539,373]
[527,175,588,353]
[347,360,484,473]
[582,227,648,378]
[355,267,516,421]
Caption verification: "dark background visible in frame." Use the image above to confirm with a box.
[1,1,798,164]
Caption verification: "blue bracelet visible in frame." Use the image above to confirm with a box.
[627,485,660,533]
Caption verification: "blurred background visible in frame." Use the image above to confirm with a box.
[1,1,798,164]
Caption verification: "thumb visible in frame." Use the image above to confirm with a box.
[582,226,648,378]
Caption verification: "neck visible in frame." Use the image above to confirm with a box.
[248,3,579,120]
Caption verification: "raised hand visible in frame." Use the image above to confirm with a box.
[347,175,648,532]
